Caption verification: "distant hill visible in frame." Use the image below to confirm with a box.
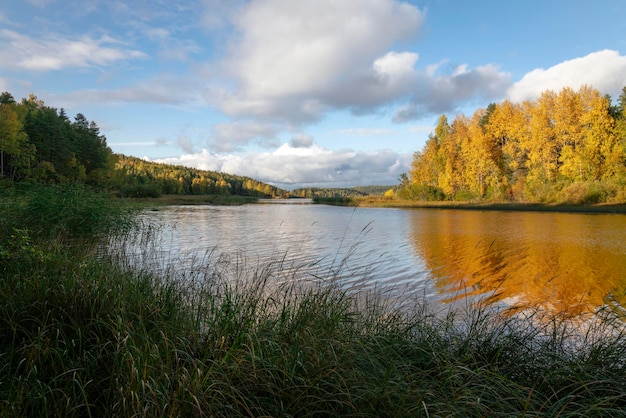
[0,92,290,200]
[114,155,289,198]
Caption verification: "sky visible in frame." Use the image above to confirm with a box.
[1,0,626,190]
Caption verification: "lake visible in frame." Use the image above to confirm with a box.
[132,201,626,315]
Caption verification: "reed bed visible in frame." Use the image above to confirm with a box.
[1,184,626,416]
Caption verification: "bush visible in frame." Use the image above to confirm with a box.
[396,183,445,201]
[0,183,136,250]
[453,188,477,201]
[557,180,620,204]
[119,183,162,198]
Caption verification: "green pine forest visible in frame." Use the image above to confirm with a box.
[0,91,287,199]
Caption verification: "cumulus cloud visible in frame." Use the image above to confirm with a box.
[0,30,146,71]
[209,0,426,122]
[290,133,314,148]
[507,50,626,102]
[208,121,282,152]
[232,0,422,97]
[155,141,411,189]
[393,63,511,122]
[321,51,423,112]
[204,0,512,126]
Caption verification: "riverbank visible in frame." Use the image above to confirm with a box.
[315,195,626,214]
[120,193,626,214]
[2,184,626,416]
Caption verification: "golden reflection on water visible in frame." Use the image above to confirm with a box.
[409,210,626,315]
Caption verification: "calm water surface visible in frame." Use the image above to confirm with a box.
[135,202,626,313]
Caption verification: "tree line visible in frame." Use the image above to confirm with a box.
[0,91,288,198]
[114,155,287,198]
[290,185,391,199]
[399,85,626,203]
[0,92,113,184]
[291,187,368,199]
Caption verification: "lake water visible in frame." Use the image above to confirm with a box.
[133,201,626,315]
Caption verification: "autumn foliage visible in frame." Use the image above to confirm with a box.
[402,86,626,203]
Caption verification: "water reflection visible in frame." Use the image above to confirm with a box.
[409,210,626,315]
[128,205,626,316]
[132,205,435,303]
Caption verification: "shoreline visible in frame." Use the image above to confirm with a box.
[121,194,260,206]
[123,193,626,214]
[318,196,626,214]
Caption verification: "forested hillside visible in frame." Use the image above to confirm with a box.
[0,92,287,198]
[399,85,626,204]
[114,155,287,198]
[0,92,113,184]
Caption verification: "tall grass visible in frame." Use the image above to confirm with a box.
[1,184,626,416]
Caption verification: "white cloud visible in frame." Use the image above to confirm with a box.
[290,133,314,148]
[155,141,411,189]
[393,63,511,122]
[0,29,146,71]
[208,121,282,152]
[203,0,513,125]
[209,0,426,122]
[373,51,420,78]
[507,49,626,102]
[233,0,422,97]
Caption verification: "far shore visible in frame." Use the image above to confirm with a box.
[313,196,626,214]
[124,193,626,214]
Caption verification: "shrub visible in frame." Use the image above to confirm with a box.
[557,181,618,204]
[119,183,162,198]
[396,183,445,201]
[453,188,477,201]
[0,183,136,250]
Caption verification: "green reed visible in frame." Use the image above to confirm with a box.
[1,184,626,416]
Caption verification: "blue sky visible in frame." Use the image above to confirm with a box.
[1,0,626,189]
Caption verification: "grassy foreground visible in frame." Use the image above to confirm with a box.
[2,184,626,416]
